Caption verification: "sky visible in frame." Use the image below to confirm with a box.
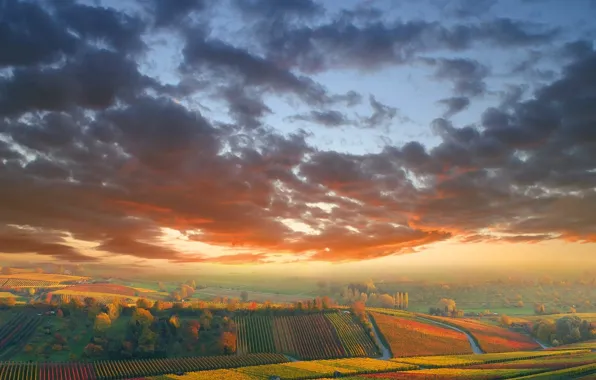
[0,0,595,274]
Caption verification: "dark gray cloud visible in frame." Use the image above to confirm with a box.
[181,35,330,106]
[0,0,77,67]
[234,0,322,19]
[51,1,146,54]
[361,95,399,129]
[144,0,208,28]
[423,57,490,97]
[438,96,470,117]
[287,110,352,128]
[0,49,156,116]
[254,16,557,74]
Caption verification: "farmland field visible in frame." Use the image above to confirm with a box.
[393,349,586,368]
[236,312,377,359]
[236,313,378,359]
[467,351,596,370]
[0,312,42,360]
[0,353,288,380]
[0,273,88,283]
[426,316,540,352]
[154,358,417,380]
[358,368,544,379]
[370,312,472,357]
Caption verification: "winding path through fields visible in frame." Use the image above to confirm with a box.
[366,314,392,360]
[417,317,484,354]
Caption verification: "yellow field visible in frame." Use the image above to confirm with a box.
[52,290,140,301]
[0,273,89,283]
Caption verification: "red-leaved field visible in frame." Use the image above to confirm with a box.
[370,312,473,357]
[431,317,540,353]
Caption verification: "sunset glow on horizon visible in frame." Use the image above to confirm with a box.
[1,0,595,273]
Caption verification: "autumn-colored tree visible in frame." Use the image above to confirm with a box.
[84,297,98,308]
[94,312,112,332]
[248,301,257,311]
[379,294,395,308]
[186,279,196,289]
[169,315,181,329]
[438,298,457,314]
[106,303,120,321]
[322,296,334,309]
[27,288,35,296]
[535,303,546,315]
[220,331,237,354]
[132,307,154,327]
[0,297,17,308]
[152,300,167,311]
[170,291,182,302]
[351,301,366,317]
[227,298,238,312]
[500,315,512,327]
[136,298,153,309]
[404,292,409,310]
[56,309,64,318]
[187,320,200,341]
[83,343,103,357]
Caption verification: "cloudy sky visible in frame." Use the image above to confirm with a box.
[0,0,595,272]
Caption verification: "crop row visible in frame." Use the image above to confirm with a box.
[0,353,288,380]
[149,358,417,380]
[325,313,378,358]
[393,349,589,368]
[236,312,377,360]
[369,312,472,357]
[236,315,275,354]
[0,279,59,288]
[0,314,42,360]
[424,316,540,353]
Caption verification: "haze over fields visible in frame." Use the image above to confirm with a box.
[0,0,595,276]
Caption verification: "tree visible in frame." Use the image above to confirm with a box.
[27,288,35,296]
[133,308,154,326]
[56,309,64,318]
[535,303,546,315]
[136,298,153,309]
[94,312,112,333]
[220,332,236,354]
[438,299,457,314]
[404,292,409,310]
[351,301,366,317]
[83,343,103,357]
[240,291,249,302]
[186,279,196,289]
[0,297,16,308]
[169,315,181,329]
[500,315,512,327]
[379,294,395,308]
[158,282,167,292]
